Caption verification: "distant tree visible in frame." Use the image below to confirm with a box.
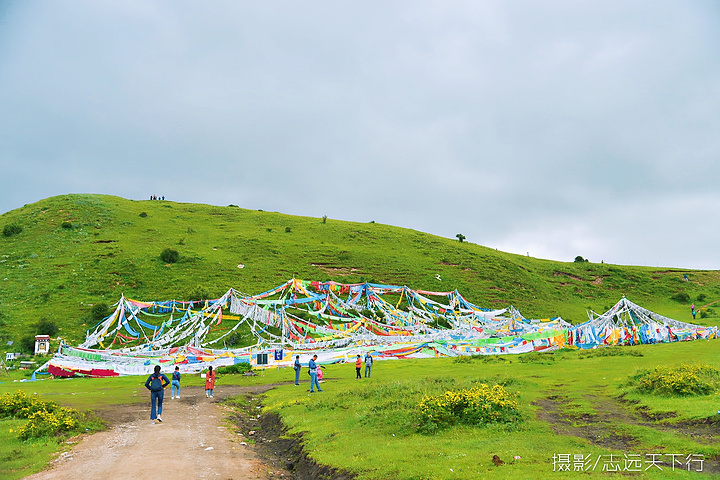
[160,248,180,263]
[322,215,327,224]
[456,234,466,243]
[574,256,585,263]
[285,226,292,233]
[671,292,690,303]
[35,318,59,337]
[2,223,22,237]
[19,335,35,354]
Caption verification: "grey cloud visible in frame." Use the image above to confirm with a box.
[1,1,719,268]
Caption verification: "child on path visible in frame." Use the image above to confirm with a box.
[171,366,181,399]
[691,303,696,320]
[317,365,324,383]
[144,365,170,425]
[293,355,301,386]
[205,365,216,398]
[355,355,362,379]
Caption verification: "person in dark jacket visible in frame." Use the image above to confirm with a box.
[364,352,373,378]
[293,355,301,386]
[145,365,170,424]
[308,355,322,392]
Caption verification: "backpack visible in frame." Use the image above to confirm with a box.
[149,374,164,390]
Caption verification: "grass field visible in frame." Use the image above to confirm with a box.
[2,338,719,479]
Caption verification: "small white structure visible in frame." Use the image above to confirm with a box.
[34,335,50,355]
[5,352,20,361]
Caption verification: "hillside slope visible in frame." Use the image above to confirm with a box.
[1,194,718,346]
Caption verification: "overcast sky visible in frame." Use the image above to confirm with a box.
[1,1,719,269]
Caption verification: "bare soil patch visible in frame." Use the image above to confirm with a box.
[24,384,354,480]
[25,386,278,480]
[533,392,720,474]
[227,392,356,480]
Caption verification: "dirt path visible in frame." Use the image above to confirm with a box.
[25,386,284,480]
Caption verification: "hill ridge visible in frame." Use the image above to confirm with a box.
[1,194,718,348]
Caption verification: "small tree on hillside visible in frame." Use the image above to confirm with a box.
[160,248,180,263]
[456,234,466,243]
[35,318,59,337]
[90,303,111,322]
[3,223,22,237]
[574,256,585,263]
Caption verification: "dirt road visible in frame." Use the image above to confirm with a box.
[25,385,285,480]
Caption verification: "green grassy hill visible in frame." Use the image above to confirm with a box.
[1,194,718,348]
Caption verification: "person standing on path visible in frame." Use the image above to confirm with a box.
[205,365,216,398]
[144,365,170,425]
[355,354,362,380]
[293,355,301,386]
[171,366,181,399]
[308,355,322,392]
[364,352,373,378]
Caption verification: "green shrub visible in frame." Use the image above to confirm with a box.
[90,303,111,322]
[0,391,80,439]
[60,221,72,229]
[579,346,643,358]
[417,384,521,434]
[0,390,48,418]
[699,307,715,319]
[18,407,78,439]
[285,226,292,233]
[139,212,148,218]
[188,285,212,301]
[2,223,22,237]
[35,318,59,336]
[216,363,252,375]
[697,293,707,302]
[19,335,36,354]
[627,364,720,396]
[160,248,180,263]
[670,292,690,303]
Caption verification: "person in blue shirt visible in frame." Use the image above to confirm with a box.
[144,365,170,424]
[293,355,301,386]
[171,366,181,399]
[364,352,373,378]
[308,354,323,393]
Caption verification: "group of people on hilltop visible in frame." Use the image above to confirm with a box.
[149,195,165,200]
[143,364,217,425]
[292,352,374,392]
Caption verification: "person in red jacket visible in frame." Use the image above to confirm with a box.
[355,355,362,380]
[205,365,216,398]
